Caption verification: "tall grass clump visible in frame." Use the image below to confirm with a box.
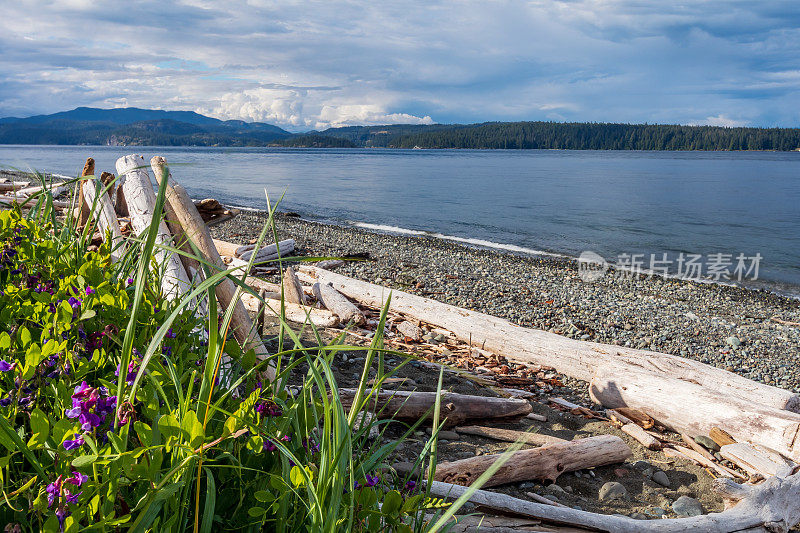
[0,167,506,532]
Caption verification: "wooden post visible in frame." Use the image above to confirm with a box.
[76,158,94,229]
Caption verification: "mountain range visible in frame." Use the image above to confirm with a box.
[2,107,799,151]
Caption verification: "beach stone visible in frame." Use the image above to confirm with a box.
[694,435,720,452]
[598,482,627,501]
[629,513,647,520]
[672,496,703,517]
[546,484,565,494]
[437,430,459,441]
[632,460,651,471]
[726,336,742,347]
[652,471,670,487]
[646,507,667,517]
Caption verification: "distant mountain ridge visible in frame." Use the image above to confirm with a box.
[2,107,799,150]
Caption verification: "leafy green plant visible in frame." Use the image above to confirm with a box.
[0,166,502,532]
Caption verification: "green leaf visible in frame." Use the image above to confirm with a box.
[79,309,96,321]
[72,454,98,468]
[254,490,273,503]
[180,410,204,449]
[247,506,266,517]
[382,490,403,516]
[27,408,49,449]
[133,421,152,447]
[289,465,305,488]
[0,331,10,350]
[200,468,216,533]
[18,326,31,348]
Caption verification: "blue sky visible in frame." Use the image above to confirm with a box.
[2,1,800,130]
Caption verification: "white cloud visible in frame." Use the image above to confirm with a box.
[1,1,800,127]
[690,114,750,128]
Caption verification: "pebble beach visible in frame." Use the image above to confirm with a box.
[211,210,800,393]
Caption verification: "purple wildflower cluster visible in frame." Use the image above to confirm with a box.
[64,381,118,445]
[255,400,283,418]
[46,471,88,531]
[262,434,291,453]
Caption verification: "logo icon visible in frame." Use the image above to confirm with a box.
[577,251,608,282]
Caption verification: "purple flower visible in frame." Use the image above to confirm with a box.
[162,345,172,357]
[127,277,134,285]
[364,474,380,487]
[263,440,277,452]
[55,506,70,531]
[46,476,62,507]
[67,296,81,309]
[0,359,14,372]
[165,328,176,339]
[403,480,416,492]
[66,471,88,487]
[0,396,10,407]
[63,434,84,451]
[280,435,291,442]
[84,286,95,295]
[64,490,80,504]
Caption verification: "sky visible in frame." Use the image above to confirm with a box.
[1,1,800,131]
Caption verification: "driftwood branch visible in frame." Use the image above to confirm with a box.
[339,389,531,427]
[432,435,631,487]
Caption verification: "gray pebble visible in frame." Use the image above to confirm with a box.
[672,496,703,517]
[599,482,627,501]
[651,471,670,487]
[694,435,720,452]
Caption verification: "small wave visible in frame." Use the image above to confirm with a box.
[351,222,565,257]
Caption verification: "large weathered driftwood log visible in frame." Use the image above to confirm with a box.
[432,435,631,487]
[76,158,94,228]
[298,266,800,414]
[454,425,568,447]
[429,472,800,533]
[313,282,366,325]
[589,370,800,462]
[151,156,275,380]
[339,389,532,427]
[81,178,125,260]
[117,154,192,301]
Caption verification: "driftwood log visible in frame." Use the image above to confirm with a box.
[81,178,125,261]
[240,293,339,328]
[428,472,800,532]
[117,154,192,301]
[282,266,306,305]
[313,282,366,325]
[589,370,800,462]
[620,423,661,450]
[720,443,796,478]
[432,435,631,487]
[76,158,94,228]
[454,425,568,447]
[297,266,800,414]
[150,156,275,380]
[338,389,532,427]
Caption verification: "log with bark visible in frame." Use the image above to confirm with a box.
[313,282,366,325]
[116,154,193,301]
[297,265,800,413]
[76,158,95,228]
[150,156,276,380]
[432,435,631,487]
[338,389,532,427]
[589,370,800,462]
[427,472,800,533]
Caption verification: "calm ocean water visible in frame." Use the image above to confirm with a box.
[2,145,799,297]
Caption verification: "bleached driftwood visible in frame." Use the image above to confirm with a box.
[282,266,306,305]
[432,435,631,487]
[620,423,661,450]
[428,472,800,533]
[240,239,295,261]
[720,443,796,478]
[680,433,716,462]
[339,389,532,427]
[76,158,94,228]
[589,370,800,462]
[213,238,250,258]
[297,265,800,413]
[151,156,275,380]
[669,444,746,480]
[240,293,339,328]
[81,178,125,261]
[0,181,30,192]
[454,425,567,447]
[313,282,366,325]
[116,154,192,301]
